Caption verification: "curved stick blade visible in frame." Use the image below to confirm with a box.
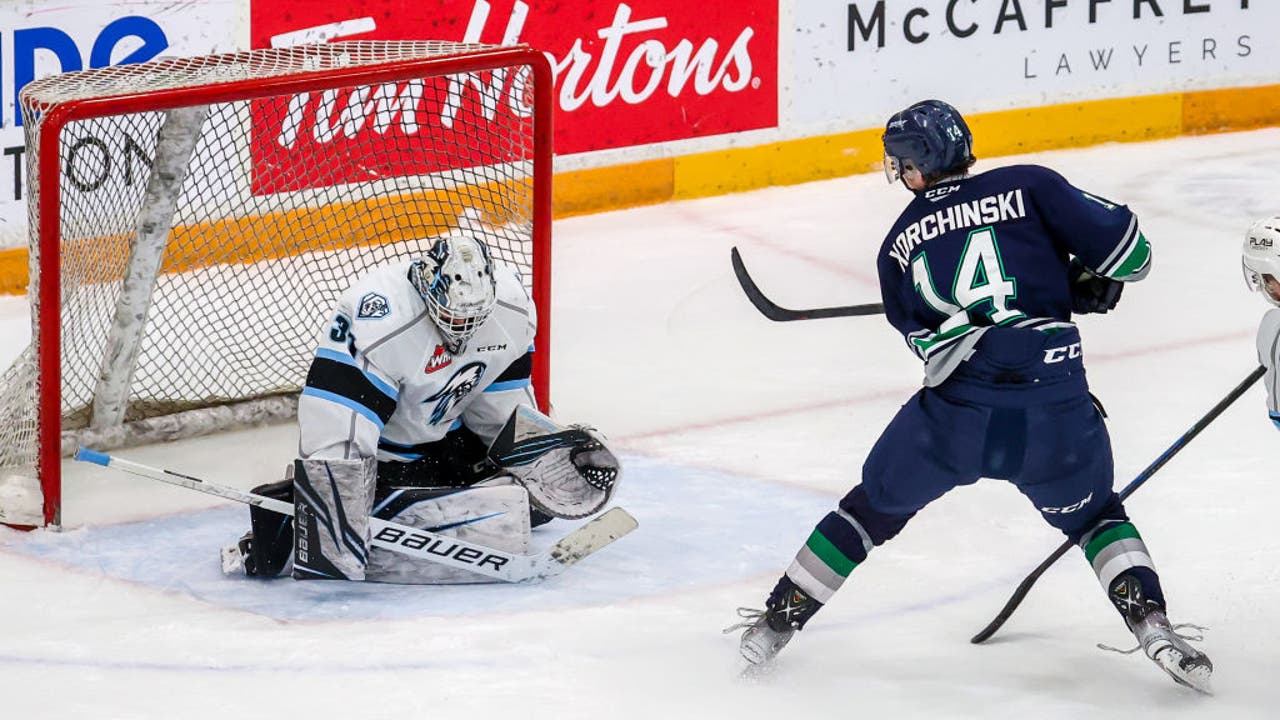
[729,247,883,321]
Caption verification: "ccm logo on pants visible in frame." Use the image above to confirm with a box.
[1043,342,1082,364]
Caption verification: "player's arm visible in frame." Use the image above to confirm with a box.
[1032,168,1150,313]
[1034,168,1151,282]
[1257,308,1280,429]
[297,303,401,461]
[459,345,537,445]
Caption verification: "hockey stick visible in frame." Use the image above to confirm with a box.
[730,246,884,321]
[970,364,1266,644]
[74,448,638,583]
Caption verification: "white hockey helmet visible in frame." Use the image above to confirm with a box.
[1242,216,1280,307]
[415,231,497,352]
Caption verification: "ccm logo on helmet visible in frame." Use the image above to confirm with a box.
[1044,342,1082,364]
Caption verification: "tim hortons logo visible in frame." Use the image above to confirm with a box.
[271,1,760,149]
[536,2,758,112]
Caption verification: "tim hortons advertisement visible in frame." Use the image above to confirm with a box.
[250,0,779,194]
[790,1,1276,130]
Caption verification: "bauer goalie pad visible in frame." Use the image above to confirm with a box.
[487,405,621,519]
[293,456,377,581]
[77,448,638,583]
[368,485,530,584]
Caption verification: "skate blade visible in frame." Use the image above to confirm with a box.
[1155,648,1214,695]
[738,657,779,680]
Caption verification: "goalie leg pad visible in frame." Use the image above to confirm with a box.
[366,485,531,584]
[487,405,621,520]
[292,457,376,581]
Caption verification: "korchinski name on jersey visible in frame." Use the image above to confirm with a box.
[886,189,1027,271]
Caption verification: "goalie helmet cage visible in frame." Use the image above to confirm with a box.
[4,41,553,527]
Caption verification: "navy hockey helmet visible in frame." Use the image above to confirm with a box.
[882,99,974,184]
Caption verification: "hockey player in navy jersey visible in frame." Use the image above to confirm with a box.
[1242,216,1280,428]
[221,222,620,584]
[730,100,1212,693]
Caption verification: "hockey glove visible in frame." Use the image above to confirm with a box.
[1069,258,1124,314]
[488,406,621,519]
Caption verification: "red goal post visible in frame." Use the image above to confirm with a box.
[1,41,553,527]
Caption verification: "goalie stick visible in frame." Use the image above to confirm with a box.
[74,448,638,583]
[970,364,1266,644]
[730,246,884,321]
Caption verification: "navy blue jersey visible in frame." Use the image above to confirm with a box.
[876,165,1150,386]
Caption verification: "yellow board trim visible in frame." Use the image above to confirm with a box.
[4,82,1279,295]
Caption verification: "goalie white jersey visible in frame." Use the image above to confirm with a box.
[1258,308,1280,428]
[298,259,537,462]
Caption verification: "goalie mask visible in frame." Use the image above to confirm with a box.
[1242,216,1280,307]
[413,233,497,353]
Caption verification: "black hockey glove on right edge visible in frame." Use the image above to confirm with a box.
[1069,258,1124,314]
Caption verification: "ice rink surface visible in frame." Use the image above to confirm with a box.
[3,129,1280,718]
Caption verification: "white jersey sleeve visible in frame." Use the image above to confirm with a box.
[1257,308,1280,429]
[297,265,408,461]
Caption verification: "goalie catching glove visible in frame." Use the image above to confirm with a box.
[487,405,621,519]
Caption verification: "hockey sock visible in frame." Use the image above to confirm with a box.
[1080,520,1166,615]
[783,486,911,604]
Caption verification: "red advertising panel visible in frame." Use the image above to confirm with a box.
[249,0,778,193]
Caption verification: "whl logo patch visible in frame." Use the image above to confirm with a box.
[425,345,452,374]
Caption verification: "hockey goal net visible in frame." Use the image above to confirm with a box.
[0,41,553,527]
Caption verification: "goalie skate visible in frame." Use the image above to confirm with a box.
[220,531,261,576]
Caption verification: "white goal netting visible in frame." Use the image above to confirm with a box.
[0,41,551,525]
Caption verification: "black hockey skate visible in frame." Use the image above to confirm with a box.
[725,576,822,665]
[1106,573,1213,694]
[220,478,295,578]
[220,531,257,576]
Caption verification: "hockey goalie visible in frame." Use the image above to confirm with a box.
[220,228,621,584]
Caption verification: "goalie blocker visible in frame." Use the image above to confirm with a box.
[226,405,622,583]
